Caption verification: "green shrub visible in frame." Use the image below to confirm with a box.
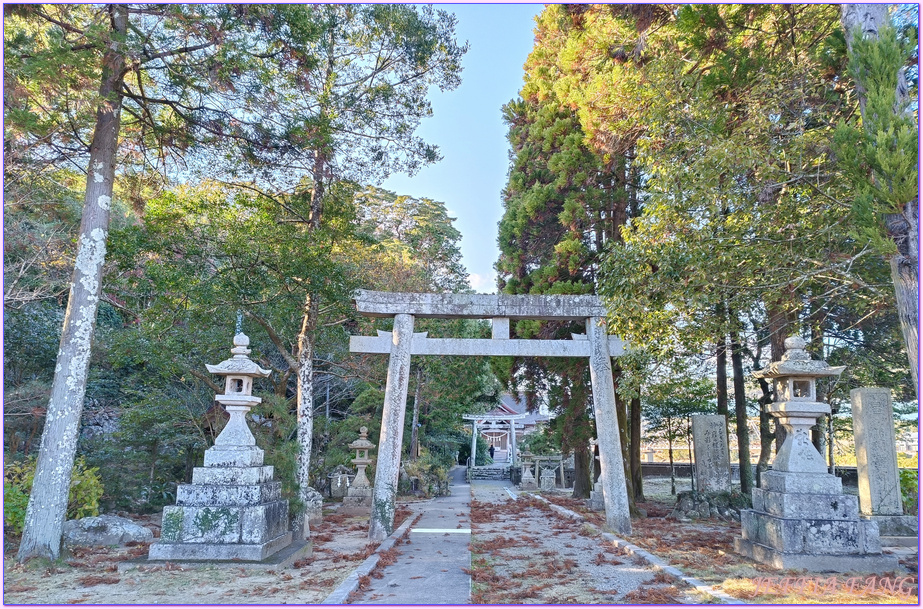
[899,468,918,515]
[403,453,450,498]
[3,456,104,534]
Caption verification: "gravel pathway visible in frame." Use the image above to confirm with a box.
[468,480,701,604]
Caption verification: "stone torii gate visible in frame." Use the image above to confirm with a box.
[349,290,631,540]
[462,412,525,465]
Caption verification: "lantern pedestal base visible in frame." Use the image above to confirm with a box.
[734,537,899,573]
[340,486,373,516]
[149,531,294,562]
[150,462,297,563]
[735,472,897,573]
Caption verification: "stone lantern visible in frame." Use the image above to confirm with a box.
[348,426,376,489]
[342,427,376,515]
[735,335,896,572]
[754,335,844,474]
[203,333,271,467]
[149,333,304,563]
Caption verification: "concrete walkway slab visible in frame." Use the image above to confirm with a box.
[349,466,472,605]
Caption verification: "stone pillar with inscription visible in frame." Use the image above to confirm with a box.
[540,468,556,492]
[735,336,897,572]
[691,415,732,493]
[852,388,918,543]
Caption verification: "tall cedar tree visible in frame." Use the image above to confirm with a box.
[496,94,641,503]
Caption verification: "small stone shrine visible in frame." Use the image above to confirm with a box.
[519,466,538,490]
[851,387,918,544]
[691,415,731,493]
[341,426,375,515]
[149,333,296,562]
[329,465,352,499]
[735,336,897,572]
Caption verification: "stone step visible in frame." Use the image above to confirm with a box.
[177,481,281,506]
[468,466,510,480]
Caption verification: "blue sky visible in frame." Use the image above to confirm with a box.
[381,3,544,294]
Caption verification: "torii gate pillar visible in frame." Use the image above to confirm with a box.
[369,313,414,542]
[587,316,632,534]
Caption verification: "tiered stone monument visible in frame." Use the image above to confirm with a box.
[691,415,731,493]
[851,387,918,545]
[340,426,375,515]
[735,336,897,572]
[149,333,296,562]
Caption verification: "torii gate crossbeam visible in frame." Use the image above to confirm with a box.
[349,290,632,541]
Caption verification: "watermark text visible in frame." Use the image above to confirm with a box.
[752,576,917,599]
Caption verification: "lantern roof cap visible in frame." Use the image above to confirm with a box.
[348,426,376,450]
[753,335,845,379]
[205,333,271,377]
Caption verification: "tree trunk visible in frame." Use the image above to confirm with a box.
[765,297,791,461]
[409,367,423,460]
[572,444,592,499]
[294,291,319,539]
[716,332,729,419]
[293,96,330,538]
[755,377,775,487]
[715,324,731,459]
[685,419,695,493]
[842,3,919,401]
[729,327,753,495]
[18,4,128,563]
[629,394,644,502]
[889,203,919,396]
[667,418,676,495]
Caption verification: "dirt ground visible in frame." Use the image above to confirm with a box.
[4,478,917,605]
[3,507,390,605]
[543,478,919,605]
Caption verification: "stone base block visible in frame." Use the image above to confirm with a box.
[177,481,281,506]
[864,515,919,537]
[203,446,264,468]
[587,495,604,511]
[734,537,899,573]
[160,501,289,545]
[881,535,919,547]
[148,531,292,562]
[192,466,275,485]
[752,488,859,519]
[760,471,842,495]
[587,484,605,511]
[740,509,882,555]
[340,490,372,516]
